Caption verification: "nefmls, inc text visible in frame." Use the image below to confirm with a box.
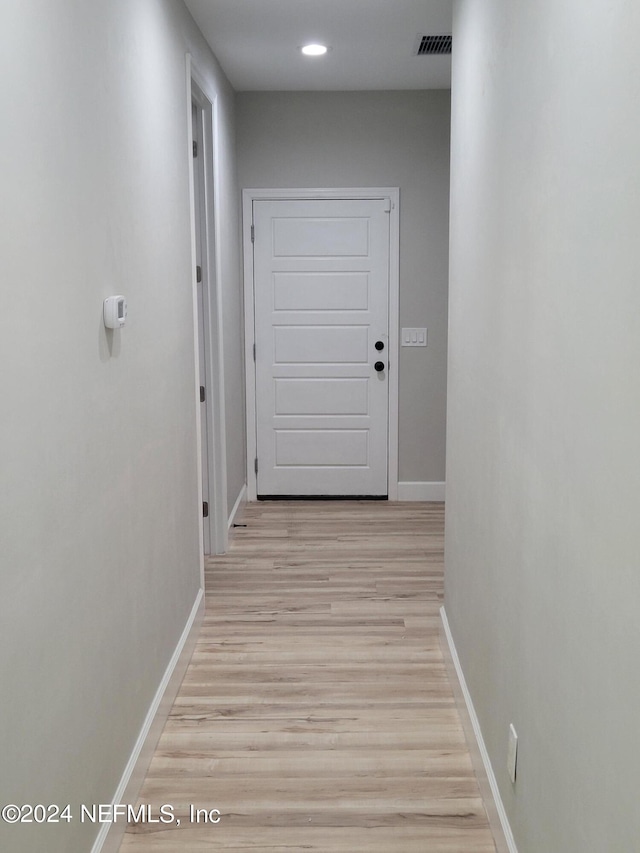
[81,804,220,824]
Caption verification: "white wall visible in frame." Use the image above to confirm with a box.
[0,2,242,851]
[445,1,640,851]
[236,91,450,486]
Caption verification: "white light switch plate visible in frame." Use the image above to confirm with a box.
[401,327,427,347]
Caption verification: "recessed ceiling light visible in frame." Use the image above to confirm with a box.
[301,43,328,57]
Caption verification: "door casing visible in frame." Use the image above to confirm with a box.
[188,58,228,557]
[242,187,400,502]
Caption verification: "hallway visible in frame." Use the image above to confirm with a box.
[120,501,495,852]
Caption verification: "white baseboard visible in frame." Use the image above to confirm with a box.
[228,483,247,529]
[397,481,445,501]
[439,606,518,853]
[93,588,205,853]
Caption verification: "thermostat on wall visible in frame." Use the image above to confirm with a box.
[103,295,127,329]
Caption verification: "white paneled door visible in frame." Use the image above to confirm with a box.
[253,198,390,496]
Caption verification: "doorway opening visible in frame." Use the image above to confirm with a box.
[188,63,228,555]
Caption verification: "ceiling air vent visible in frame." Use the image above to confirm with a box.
[414,34,452,56]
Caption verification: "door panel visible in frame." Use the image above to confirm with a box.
[274,379,369,416]
[273,273,369,311]
[273,325,369,364]
[253,198,389,496]
[275,430,369,467]
[272,216,370,256]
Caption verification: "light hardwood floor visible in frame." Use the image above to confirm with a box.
[120,501,496,852]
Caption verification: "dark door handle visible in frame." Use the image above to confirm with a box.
[375,340,385,351]
[374,361,385,372]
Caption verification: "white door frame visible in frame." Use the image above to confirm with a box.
[187,56,228,557]
[242,187,400,501]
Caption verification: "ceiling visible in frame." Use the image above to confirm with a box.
[183,0,453,91]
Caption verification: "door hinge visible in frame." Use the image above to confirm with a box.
[200,385,205,403]
[253,342,256,361]
[193,140,198,158]
[254,458,258,475]
[250,224,255,243]
[202,501,209,518]
[196,265,202,283]
[383,198,392,213]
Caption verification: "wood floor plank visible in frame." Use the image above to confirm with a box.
[119,501,496,852]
